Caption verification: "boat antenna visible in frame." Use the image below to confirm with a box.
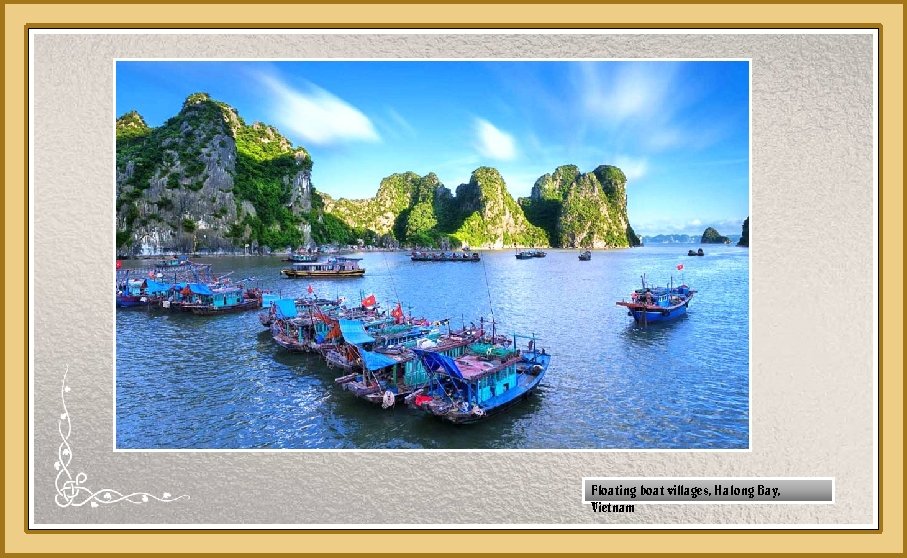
[480,255,496,335]
[380,249,402,309]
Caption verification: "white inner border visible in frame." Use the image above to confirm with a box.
[26,27,878,530]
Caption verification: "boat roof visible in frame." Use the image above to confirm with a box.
[357,348,400,371]
[143,279,171,294]
[188,283,213,295]
[275,298,298,319]
[414,349,520,382]
[338,319,376,345]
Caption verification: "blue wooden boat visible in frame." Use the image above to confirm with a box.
[578,250,592,261]
[515,250,535,260]
[176,283,262,315]
[335,322,480,408]
[406,334,550,424]
[616,276,696,325]
[116,277,171,308]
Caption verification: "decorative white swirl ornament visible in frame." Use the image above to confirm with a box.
[54,366,189,508]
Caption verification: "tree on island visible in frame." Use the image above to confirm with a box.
[737,217,749,247]
[701,226,730,244]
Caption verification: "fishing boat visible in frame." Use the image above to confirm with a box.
[116,277,171,308]
[410,251,481,262]
[257,293,281,327]
[616,275,696,325]
[281,257,365,278]
[178,284,262,315]
[335,321,480,408]
[405,334,551,424]
[515,250,536,260]
[283,251,319,263]
[687,248,704,256]
[532,250,547,258]
[157,255,190,267]
[578,250,592,261]
[259,294,342,328]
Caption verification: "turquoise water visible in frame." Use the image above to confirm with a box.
[116,245,749,449]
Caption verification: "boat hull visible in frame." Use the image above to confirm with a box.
[116,295,150,308]
[628,304,688,324]
[184,299,261,315]
[410,351,549,424]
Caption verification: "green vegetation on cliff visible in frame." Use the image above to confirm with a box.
[520,164,638,249]
[701,227,730,244]
[115,93,314,253]
[116,94,640,253]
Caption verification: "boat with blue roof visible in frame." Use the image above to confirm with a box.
[333,319,482,408]
[405,333,550,423]
[169,283,263,315]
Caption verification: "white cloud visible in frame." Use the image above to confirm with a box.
[386,107,416,137]
[258,73,379,146]
[579,62,678,123]
[613,155,648,181]
[689,219,702,227]
[474,118,517,161]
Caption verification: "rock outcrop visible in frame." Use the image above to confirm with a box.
[701,227,731,244]
[520,164,640,248]
[115,93,313,255]
[737,217,749,247]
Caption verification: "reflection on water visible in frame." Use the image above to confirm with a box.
[117,245,749,449]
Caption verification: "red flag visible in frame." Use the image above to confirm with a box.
[676,263,684,271]
[391,303,404,323]
[116,259,122,269]
[307,284,314,294]
[361,294,376,308]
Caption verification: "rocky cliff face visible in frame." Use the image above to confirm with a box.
[115,93,313,255]
[521,164,639,248]
[321,168,546,249]
[448,167,547,249]
[737,217,749,247]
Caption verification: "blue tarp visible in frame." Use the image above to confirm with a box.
[275,298,298,319]
[357,348,398,371]
[338,319,375,345]
[413,349,464,380]
[261,293,280,307]
[188,283,213,295]
[143,279,171,294]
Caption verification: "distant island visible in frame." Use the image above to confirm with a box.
[116,93,642,255]
[641,233,741,245]
[701,227,731,244]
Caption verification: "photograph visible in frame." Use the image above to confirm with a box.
[114,60,751,450]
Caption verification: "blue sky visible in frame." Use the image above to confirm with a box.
[116,60,749,237]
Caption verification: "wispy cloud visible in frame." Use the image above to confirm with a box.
[613,155,648,181]
[474,118,517,161]
[257,72,379,146]
[579,62,680,123]
[386,107,417,137]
